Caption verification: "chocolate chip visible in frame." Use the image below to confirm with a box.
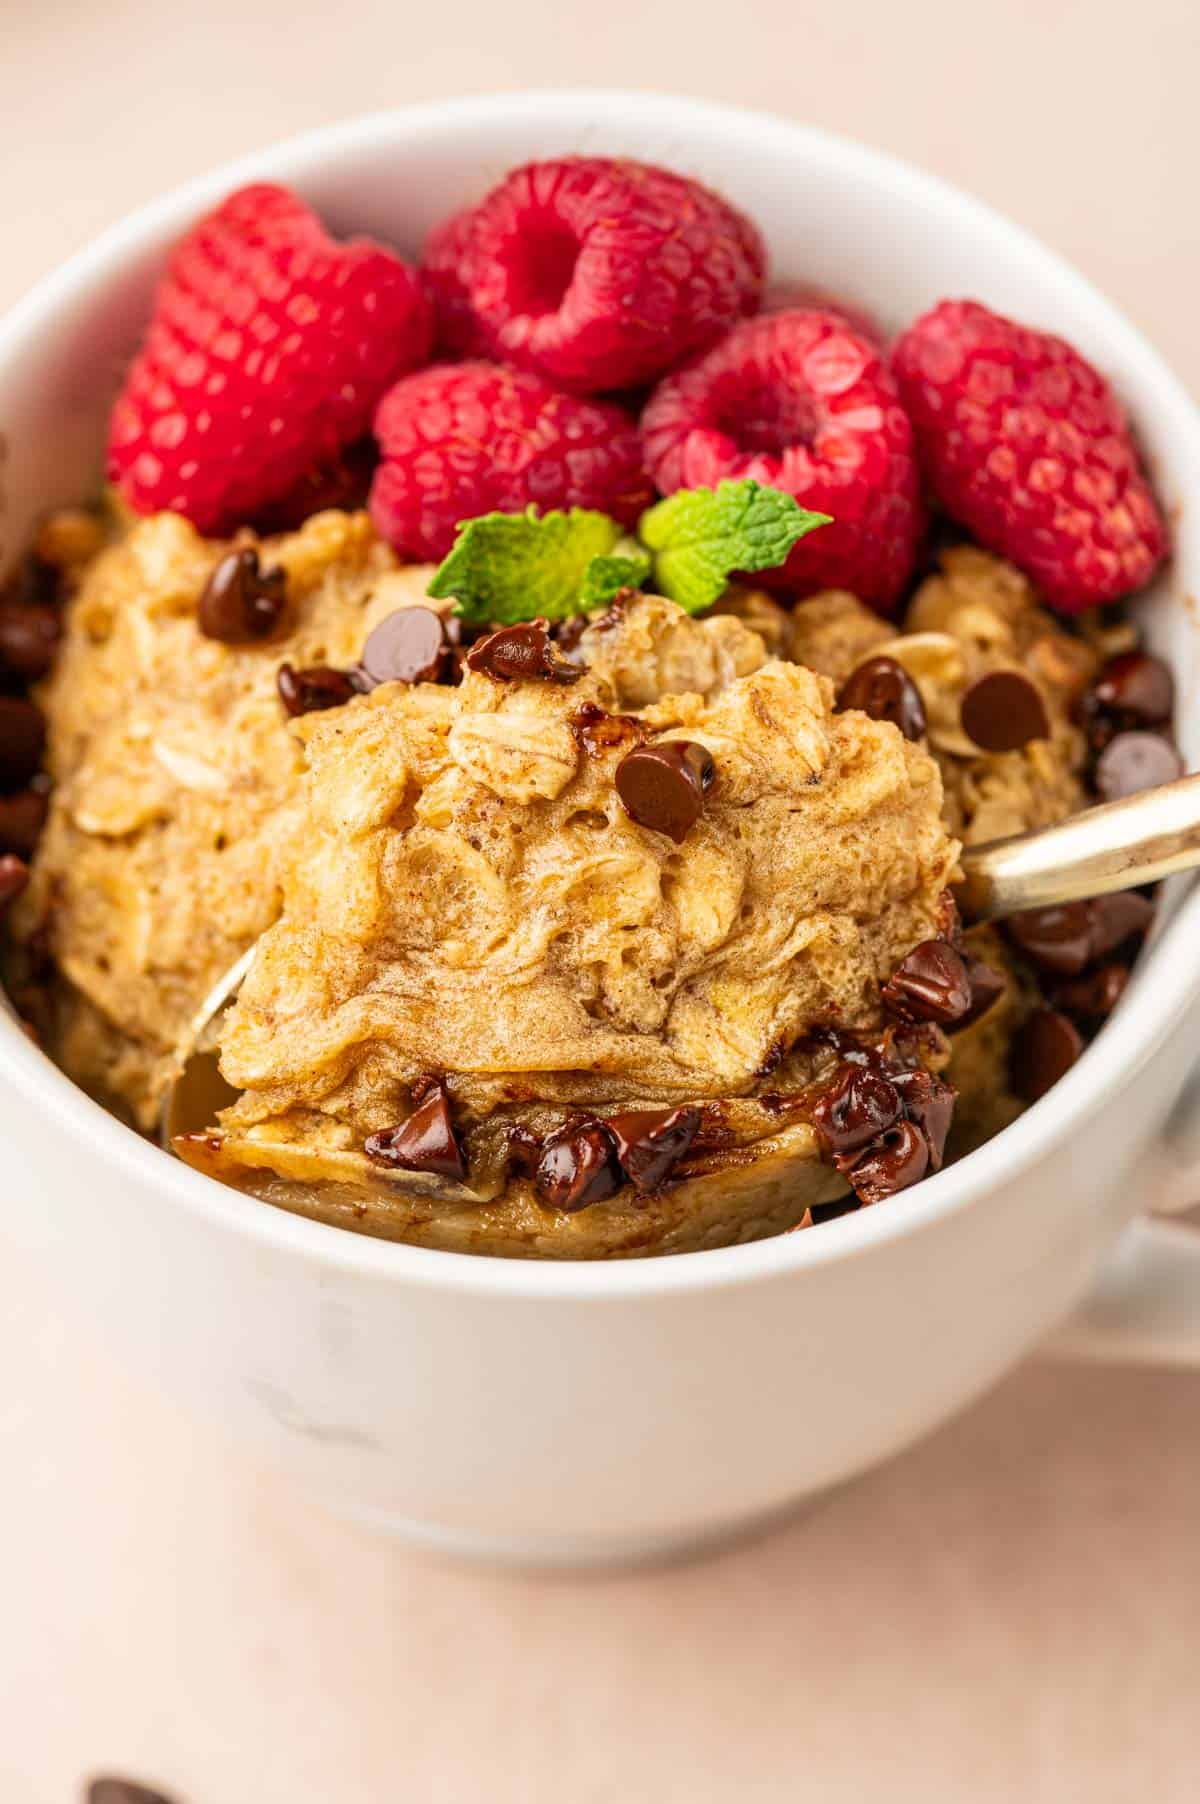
[87,1780,176,1804]
[1053,961,1130,1025]
[954,957,1006,1030]
[534,1119,622,1213]
[0,786,47,857]
[198,548,286,643]
[1085,651,1174,739]
[960,668,1051,753]
[1094,729,1184,801]
[606,1105,701,1192]
[0,599,60,682]
[364,1078,466,1182]
[357,606,449,689]
[1010,1007,1083,1102]
[466,620,581,684]
[1088,890,1154,961]
[277,662,356,717]
[848,1119,929,1205]
[0,853,29,906]
[0,696,45,792]
[1007,901,1096,978]
[890,1068,955,1170]
[882,938,972,1026]
[569,701,646,758]
[812,1063,903,1164]
[615,740,715,844]
[837,656,927,742]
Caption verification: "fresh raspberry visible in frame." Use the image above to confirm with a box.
[107,183,433,533]
[893,300,1167,612]
[369,361,654,560]
[422,205,493,358]
[423,158,765,393]
[641,309,923,612]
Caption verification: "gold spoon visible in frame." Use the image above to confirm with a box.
[162,771,1200,1144]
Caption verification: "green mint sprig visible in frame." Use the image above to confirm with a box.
[428,480,831,625]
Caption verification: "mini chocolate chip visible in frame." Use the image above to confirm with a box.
[1088,890,1154,961]
[1054,961,1130,1024]
[615,740,715,843]
[0,853,29,906]
[0,696,45,793]
[569,701,646,758]
[890,1068,956,1170]
[277,662,356,716]
[198,548,286,643]
[606,1105,701,1192]
[87,1780,176,1804]
[960,668,1051,753]
[534,1119,622,1213]
[364,1078,466,1182]
[1094,730,1184,801]
[882,938,972,1026]
[837,656,927,742]
[1007,901,1096,978]
[812,1063,903,1164]
[0,599,60,682]
[953,957,1006,1030]
[0,787,47,857]
[1010,1007,1083,1102]
[848,1119,929,1205]
[466,620,581,684]
[1087,651,1174,733]
[357,606,449,689]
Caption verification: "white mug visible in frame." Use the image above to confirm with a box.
[3,92,1200,1567]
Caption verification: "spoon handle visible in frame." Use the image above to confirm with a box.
[957,771,1200,922]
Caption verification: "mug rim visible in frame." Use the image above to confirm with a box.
[4,87,1199,1300]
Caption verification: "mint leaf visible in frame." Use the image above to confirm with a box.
[638,480,831,614]
[428,506,624,625]
[580,547,652,608]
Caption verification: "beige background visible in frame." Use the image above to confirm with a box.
[3,1,1200,1797]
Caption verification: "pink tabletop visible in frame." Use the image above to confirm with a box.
[3,4,1199,1797]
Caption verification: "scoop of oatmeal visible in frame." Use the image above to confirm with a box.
[177,595,959,1255]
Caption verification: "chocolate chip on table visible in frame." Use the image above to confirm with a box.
[837,655,927,742]
[811,1063,903,1165]
[364,1077,466,1182]
[889,1068,956,1170]
[606,1105,701,1192]
[848,1119,929,1205]
[1053,961,1131,1025]
[197,547,287,643]
[356,606,450,690]
[0,695,45,792]
[87,1779,177,1804]
[0,598,61,682]
[1087,890,1154,961]
[1007,900,1097,978]
[466,620,581,684]
[960,668,1051,753]
[0,786,48,857]
[1010,1007,1084,1102]
[534,1119,622,1213]
[0,853,29,907]
[954,957,1006,1030]
[615,740,715,844]
[1093,729,1184,801]
[1084,651,1174,743]
[276,662,357,717]
[882,938,972,1026]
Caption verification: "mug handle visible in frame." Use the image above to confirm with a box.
[1044,1077,1200,1365]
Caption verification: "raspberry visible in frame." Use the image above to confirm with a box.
[893,300,1167,613]
[369,361,653,561]
[641,309,923,612]
[107,183,433,533]
[423,158,765,393]
[422,205,493,358]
